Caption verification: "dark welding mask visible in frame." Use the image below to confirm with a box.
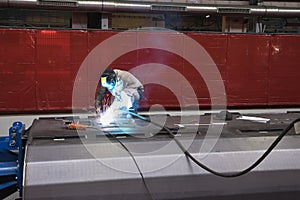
[100,68,116,90]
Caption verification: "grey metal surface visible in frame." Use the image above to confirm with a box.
[23,113,300,199]
[24,135,300,199]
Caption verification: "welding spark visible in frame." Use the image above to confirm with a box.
[100,91,133,126]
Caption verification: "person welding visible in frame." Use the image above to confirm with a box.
[95,68,144,124]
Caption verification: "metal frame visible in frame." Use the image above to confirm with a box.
[0,122,25,199]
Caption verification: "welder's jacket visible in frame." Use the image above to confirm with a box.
[95,69,144,109]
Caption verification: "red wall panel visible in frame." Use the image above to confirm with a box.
[186,33,227,107]
[269,35,300,105]
[0,29,37,111]
[36,30,73,110]
[187,33,227,66]
[34,30,90,111]
[0,28,300,113]
[226,34,270,106]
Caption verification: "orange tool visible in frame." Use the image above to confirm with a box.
[68,123,87,130]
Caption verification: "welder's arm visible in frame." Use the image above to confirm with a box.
[95,87,107,113]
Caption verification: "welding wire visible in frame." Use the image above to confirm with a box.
[94,125,154,200]
[129,111,300,178]
[115,140,155,200]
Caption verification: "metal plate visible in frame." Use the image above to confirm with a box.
[23,113,300,199]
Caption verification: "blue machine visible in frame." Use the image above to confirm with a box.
[0,122,25,199]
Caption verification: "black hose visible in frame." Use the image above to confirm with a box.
[129,111,300,178]
[114,138,155,200]
[100,127,154,200]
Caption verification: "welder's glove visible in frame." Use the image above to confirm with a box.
[96,107,101,114]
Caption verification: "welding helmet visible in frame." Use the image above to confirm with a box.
[100,68,116,90]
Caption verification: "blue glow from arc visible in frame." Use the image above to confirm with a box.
[101,77,115,90]
[100,91,132,125]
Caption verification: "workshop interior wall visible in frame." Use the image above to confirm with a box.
[0,28,299,113]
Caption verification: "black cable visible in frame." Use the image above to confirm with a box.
[101,129,154,200]
[114,138,155,200]
[90,121,154,198]
[129,111,300,178]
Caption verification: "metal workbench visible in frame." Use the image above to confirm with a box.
[23,112,300,199]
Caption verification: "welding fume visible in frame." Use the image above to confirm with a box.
[95,68,144,125]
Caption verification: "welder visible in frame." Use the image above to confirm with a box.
[95,68,144,117]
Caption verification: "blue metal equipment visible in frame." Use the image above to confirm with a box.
[0,122,25,199]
